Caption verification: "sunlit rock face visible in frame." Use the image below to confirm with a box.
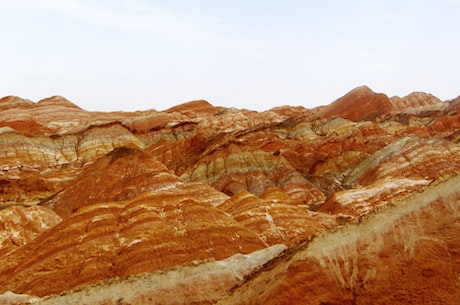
[318,86,396,121]
[0,86,459,304]
[217,176,460,305]
[0,195,267,297]
[44,147,228,218]
[0,205,61,257]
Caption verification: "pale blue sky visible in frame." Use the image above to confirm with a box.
[1,0,459,111]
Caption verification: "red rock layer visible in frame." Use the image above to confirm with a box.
[0,88,458,303]
[20,245,287,305]
[164,99,223,118]
[45,146,230,218]
[318,86,396,121]
[0,193,266,297]
[218,175,460,305]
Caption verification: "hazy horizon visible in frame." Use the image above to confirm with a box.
[1,0,459,111]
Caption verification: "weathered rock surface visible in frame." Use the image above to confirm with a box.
[318,86,395,121]
[44,147,228,218]
[218,191,337,247]
[391,91,444,113]
[0,86,458,304]
[218,175,460,305]
[1,195,266,296]
[25,245,287,305]
[0,205,61,257]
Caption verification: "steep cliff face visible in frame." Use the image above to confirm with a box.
[0,86,459,304]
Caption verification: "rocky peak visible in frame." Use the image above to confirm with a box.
[164,99,222,118]
[36,96,83,109]
[390,92,445,115]
[0,96,34,111]
[318,85,395,121]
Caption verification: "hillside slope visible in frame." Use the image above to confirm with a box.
[0,87,459,304]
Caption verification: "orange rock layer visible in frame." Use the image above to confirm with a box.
[0,86,459,304]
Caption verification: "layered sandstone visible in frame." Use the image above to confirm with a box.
[318,86,395,121]
[391,92,444,113]
[0,205,61,257]
[24,245,287,305]
[1,194,267,296]
[0,86,458,304]
[218,175,460,305]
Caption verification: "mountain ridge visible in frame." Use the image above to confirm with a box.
[0,86,458,304]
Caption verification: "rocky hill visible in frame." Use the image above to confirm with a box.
[0,86,459,304]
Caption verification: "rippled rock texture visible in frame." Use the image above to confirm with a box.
[0,86,459,304]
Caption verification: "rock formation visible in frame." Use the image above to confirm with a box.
[318,85,395,121]
[0,205,61,257]
[0,86,458,304]
[390,92,444,113]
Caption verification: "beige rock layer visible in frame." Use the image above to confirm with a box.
[24,245,287,305]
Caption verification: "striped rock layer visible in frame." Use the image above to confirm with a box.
[0,86,459,304]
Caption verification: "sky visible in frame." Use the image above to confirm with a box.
[0,0,459,111]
